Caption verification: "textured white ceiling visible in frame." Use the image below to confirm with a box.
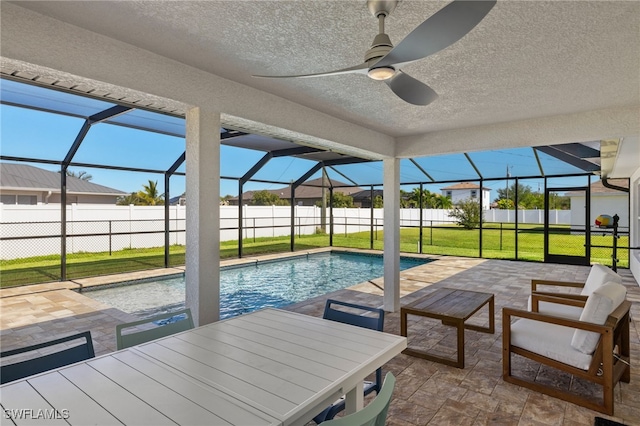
[9,0,639,140]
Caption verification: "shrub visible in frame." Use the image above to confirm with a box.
[450,198,483,230]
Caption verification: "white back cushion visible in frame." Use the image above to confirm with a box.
[571,281,627,354]
[581,264,622,295]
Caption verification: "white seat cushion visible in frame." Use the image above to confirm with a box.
[581,264,622,296]
[571,281,627,354]
[510,319,593,370]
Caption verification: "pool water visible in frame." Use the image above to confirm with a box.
[85,252,429,319]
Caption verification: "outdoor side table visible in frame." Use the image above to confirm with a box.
[400,288,495,368]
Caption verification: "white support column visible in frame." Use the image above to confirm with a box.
[185,107,220,326]
[383,158,400,312]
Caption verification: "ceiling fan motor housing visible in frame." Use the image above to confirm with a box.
[365,33,393,63]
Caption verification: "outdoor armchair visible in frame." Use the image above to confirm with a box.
[313,299,385,424]
[116,308,194,350]
[504,281,630,415]
[319,372,396,426]
[0,331,95,384]
[529,263,622,319]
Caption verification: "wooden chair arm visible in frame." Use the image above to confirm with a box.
[531,279,585,292]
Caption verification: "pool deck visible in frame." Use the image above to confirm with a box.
[1,249,639,425]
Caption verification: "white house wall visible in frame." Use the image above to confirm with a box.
[569,194,630,229]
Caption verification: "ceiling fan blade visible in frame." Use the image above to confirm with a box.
[374,0,497,69]
[253,63,369,79]
[385,71,438,106]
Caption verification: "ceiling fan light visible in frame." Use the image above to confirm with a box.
[367,66,395,80]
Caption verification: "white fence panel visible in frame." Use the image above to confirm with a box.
[1,204,572,259]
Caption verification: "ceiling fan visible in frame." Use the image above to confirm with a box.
[253,0,496,106]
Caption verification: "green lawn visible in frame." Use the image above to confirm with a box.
[0,225,627,288]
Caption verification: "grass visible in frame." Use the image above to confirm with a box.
[0,225,627,288]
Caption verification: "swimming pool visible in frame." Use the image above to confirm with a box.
[85,252,429,319]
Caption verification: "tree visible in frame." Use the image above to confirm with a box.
[496,198,514,210]
[450,198,483,230]
[399,190,413,208]
[495,183,532,208]
[136,180,164,205]
[432,193,453,209]
[60,170,93,181]
[315,192,354,208]
[495,183,545,209]
[117,192,141,205]
[495,182,569,209]
[250,190,289,206]
[407,188,453,209]
[330,192,354,208]
[220,194,232,206]
[373,195,384,208]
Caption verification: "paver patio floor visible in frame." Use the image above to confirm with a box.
[1,252,639,425]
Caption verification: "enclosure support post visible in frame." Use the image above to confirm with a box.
[185,107,220,326]
[165,152,186,268]
[383,158,400,313]
[419,183,424,254]
[238,182,244,258]
[329,188,334,246]
[59,105,131,281]
[290,186,295,252]
[370,186,374,250]
[321,167,328,233]
[479,179,484,258]
[60,168,68,280]
[586,174,592,263]
[514,177,519,260]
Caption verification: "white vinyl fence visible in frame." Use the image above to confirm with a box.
[0,204,572,260]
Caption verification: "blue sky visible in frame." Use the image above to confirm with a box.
[1,101,593,201]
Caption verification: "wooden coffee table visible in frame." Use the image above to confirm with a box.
[401,288,494,368]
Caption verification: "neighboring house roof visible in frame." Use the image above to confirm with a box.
[169,193,186,205]
[566,179,629,196]
[441,182,491,191]
[231,178,362,201]
[351,189,384,200]
[0,163,126,195]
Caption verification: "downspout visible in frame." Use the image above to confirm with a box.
[45,191,52,204]
[602,177,629,193]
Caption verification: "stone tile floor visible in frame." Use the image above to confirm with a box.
[1,252,639,425]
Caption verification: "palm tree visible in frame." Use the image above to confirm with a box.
[433,194,453,209]
[116,192,141,206]
[136,180,164,205]
[407,188,453,209]
[408,188,433,208]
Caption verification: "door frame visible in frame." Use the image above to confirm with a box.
[544,186,590,265]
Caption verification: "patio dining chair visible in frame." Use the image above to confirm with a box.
[313,299,385,424]
[116,308,194,350]
[0,331,95,384]
[319,372,396,426]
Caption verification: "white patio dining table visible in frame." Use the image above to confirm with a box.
[0,308,406,426]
